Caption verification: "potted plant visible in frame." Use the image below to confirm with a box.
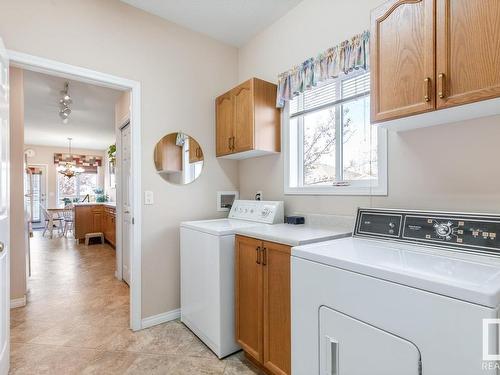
[107,144,116,165]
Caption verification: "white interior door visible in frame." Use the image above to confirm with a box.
[0,37,10,375]
[120,122,132,285]
[319,307,421,375]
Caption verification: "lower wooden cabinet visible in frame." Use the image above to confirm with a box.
[235,235,291,375]
[74,204,116,247]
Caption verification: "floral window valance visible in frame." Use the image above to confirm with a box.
[54,153,102,173]
[276,31,370,108]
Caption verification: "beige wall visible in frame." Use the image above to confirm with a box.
[25,145,105,207]
[9,67,28,301]
[0,0,239,318]
[237,0,500,216]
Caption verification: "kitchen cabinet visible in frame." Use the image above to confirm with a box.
[103,206,116,247]
[371,0,435,122]
[235,235,290,375]
[371,0,500,126]
[188,138,203,164]
[74,204,116,247]
[436,0,500,109]
[154,133,182,173]
[216,78,280,159]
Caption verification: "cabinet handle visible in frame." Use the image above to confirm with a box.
[231,136,235,151]
[423,77,431,102]
[256,246,261,264]
[228,137,232,151]
[262,247,267,266]
[438,73,446,99]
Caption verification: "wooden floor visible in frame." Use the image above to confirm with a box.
[10,232,261,374]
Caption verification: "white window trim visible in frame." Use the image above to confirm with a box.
[283,99,388,197]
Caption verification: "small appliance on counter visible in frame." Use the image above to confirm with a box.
[285,215,305,225]
[180,200,284,358]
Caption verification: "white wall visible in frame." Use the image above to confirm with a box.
[238,0,500,216]
[9,67,27,301]
[0,0,239,318]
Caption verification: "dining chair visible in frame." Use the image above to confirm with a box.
[41,205,64,237]
[61,205,75,237]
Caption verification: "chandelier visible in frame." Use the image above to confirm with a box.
[59,82,72,124]
[57,138,84,178]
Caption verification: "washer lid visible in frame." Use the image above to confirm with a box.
[292,237,500,307]
[180,218,265,236]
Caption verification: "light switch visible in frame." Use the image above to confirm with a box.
[144,190,154,205]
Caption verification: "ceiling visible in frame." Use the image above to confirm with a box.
[24,70,123,150]
[120,0,303,46]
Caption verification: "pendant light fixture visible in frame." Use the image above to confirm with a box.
[57,138,84,178]
[59,82,72,124]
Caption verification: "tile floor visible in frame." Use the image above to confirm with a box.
[10,232,262,374]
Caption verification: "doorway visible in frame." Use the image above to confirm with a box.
[25,164,48,230]
[8,50,142,331]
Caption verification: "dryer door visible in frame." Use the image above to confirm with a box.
[319,307,421,375]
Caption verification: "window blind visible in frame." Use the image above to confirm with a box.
[289,72,370,118]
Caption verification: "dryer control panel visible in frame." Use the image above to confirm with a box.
[228,200,284,224]
[354,208,500,256]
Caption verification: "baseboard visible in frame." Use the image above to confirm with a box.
[10,296,26,309]
[141,308,180,329]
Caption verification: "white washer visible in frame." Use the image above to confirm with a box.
[292,208,500,375]
[180,200,284,358]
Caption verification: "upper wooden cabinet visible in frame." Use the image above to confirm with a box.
[371,0,435,122]
[436,0,500,109]
[188,138,203,164]
[371,0,500,125]
[216,78,281,159]
[153,133,182,173]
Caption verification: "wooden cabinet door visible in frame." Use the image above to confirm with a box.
[436,0,500,108]
[262,242,291,375]
[189,138,203,163]
[235,235,263,362]
[216,92,234,156]
[74,206,92,240]
[109,214,116,246]
[233,80,254,153]
[92,209,103,233]
[371,0,435,122]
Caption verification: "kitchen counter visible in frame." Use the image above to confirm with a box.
[73,202,116,208]
[235,222,352,247]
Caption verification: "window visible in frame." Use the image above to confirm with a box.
[57,172,98,202]
[285,72,387,195]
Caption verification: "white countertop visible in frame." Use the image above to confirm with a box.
[73,202,116,208]
[235,223,352,247]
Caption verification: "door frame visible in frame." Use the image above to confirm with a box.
[7,50,142,331]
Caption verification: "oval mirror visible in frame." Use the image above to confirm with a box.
[154,132,204,184]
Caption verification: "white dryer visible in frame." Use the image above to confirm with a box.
[292,208,500,375]
[180,200,284,358]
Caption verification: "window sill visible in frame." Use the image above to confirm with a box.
[284,185,387,196]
